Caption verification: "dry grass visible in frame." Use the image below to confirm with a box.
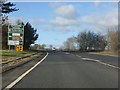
[99,51,118,55]
[91,50,119,57]
[1,50,36,63]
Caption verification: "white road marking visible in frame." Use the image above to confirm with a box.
[81,58,99,62]
[97,61,120,69]
[66,53,70,54]
[76,55,81,58]
[4,52,49,89]
[75,55,120,70]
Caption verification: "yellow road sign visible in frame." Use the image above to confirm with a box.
[16,46,23,51]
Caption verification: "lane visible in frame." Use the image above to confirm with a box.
[71,52,118,67]
[2,53,46,89]
[12,51,118,88]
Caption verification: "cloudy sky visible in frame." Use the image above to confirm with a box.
[8,0,118,48]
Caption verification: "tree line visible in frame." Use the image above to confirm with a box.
[1,1,119,53]
[61,29,119,53]
[1,1,38,50]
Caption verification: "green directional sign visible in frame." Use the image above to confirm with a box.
[8,25,24,46]
[9,25,24,33]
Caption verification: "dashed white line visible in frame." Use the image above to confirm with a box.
[76,55,81,58]
[4,52,49,90]
[81,58,99,62]
[66,52,70,54]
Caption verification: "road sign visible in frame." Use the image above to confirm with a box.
[8,25,24,46]
[16,45,23,52]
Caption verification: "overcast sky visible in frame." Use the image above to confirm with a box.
[8,0,118,48]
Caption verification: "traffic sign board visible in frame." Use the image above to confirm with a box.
[16,45,23,52]
[8,25,24,33]
[8,25,24,46]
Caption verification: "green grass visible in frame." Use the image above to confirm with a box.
[2,50,35,57]
[1,50,39,63]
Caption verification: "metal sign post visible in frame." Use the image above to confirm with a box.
[9,45,10,52]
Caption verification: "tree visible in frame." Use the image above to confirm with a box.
[77,31,87,51]
[107,27,119,52]
[49,45,53,50]
[15,19,24,25]
[37,44,46,50]
[63,40,70,51]
[1,1,18,24]
[2,24,8,49]
[93,33,107,51]
[77,31,107,51]
[24,22,38,50]
[1,1,19,49]
[63,37,77,51]
[1,1,18,14]
[41,44,46,49]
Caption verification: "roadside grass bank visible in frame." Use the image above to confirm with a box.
[63,50,119,57]
[2,50,37,63]
[1,50,47,72]
[2,51,47,89]
[88,51,119,57]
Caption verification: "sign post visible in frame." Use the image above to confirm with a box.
[8,45,10,52]
[8,25,24,52]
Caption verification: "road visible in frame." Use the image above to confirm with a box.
[4,51,118,89]
[70,52,118,67]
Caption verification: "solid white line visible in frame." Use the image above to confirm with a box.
[4,52,49,89]
[97,61,120,69]
[82,57,120,69]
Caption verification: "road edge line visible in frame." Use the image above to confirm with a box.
[97,61,120,69]
[4,52,49,89]
[76,55,120,70]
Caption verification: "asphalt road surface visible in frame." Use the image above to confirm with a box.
[71,52,118,67]
[4,51,118,89]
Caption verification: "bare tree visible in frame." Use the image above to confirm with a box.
[77,31,107,51]
[107,26,119,52]
[49,45,53,50]
[41,44,46,49]
[15,19,24,25]
[63,37,77,51]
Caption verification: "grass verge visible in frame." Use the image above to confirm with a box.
[90,50,119,57]
[1,50,37,63]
